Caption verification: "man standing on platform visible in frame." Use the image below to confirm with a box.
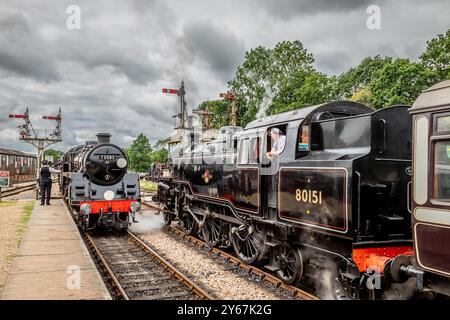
[39,160,59,206]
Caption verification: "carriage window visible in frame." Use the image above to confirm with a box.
[433,141,450,202]
[437,115,450,132]
[238,139,249,164]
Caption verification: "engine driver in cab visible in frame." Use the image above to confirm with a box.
[266,127,286,159]
[39,159,60,205]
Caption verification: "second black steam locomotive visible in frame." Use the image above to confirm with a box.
[157,101,415,299]
[60,133,141,231]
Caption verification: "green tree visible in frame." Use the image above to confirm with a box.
[336,55,392,99]
[420,29,450,80]
[127,134,153,172]
[370,58,438,109]
[150,139,169,163]
[287,72,338,110]
[151,148,169,163]
[349,87,372,106]
[198,99,232,129]
[44,149,64,163]
[228,41,315,126]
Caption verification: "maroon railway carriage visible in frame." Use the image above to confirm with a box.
[390,80,450,296]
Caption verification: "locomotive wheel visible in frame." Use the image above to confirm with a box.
[163,207,172,225]
[229,224,266,265]
[202,218,222,247]
[179,210,197,235]
[274,242,303,284]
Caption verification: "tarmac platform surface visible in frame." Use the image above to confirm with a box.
[1,200,111,300]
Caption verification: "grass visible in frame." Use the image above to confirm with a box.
[140,181,158,191]
[0,201,34,292]
[0,201,15,207]
[16,201,34,244]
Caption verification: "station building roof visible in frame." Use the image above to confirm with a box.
[0,147,36,158]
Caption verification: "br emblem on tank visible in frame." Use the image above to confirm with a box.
[202,169,213,183]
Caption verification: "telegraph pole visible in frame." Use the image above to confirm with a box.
[219,92,237,126]
[9,108,62,178]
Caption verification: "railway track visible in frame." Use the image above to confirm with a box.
[0,183,36,198]
[164,225,318,300]
[0,178,59,199]
[140,189,162,211]
[84,231,214,300]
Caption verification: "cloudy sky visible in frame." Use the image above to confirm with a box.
[0,0,448,153]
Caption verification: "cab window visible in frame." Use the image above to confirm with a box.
[266,125,287,157]
[238,139,249,164]
[238,136,260,165]
[296,123,311,158]
[249,137,260,164]
[433,140,450,202]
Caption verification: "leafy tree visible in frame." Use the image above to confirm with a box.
[287,72,338,110]
[349,87,372,106]
[151,139,169,163]
[151,148,169,163]
[370,58,438,109]
[127,134,153,172]
[336,55,392,99]
[420,29,450,80]
[198,99,232,129]
[228,41,315,126]
[44,149,64,163]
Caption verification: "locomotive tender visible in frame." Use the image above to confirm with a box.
[157,100,416,299]
[60,133,141,231]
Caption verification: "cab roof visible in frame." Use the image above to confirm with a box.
[244,101,372,130]
[411,80,450,113]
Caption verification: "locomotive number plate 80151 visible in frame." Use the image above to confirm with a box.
[278,167,347,232]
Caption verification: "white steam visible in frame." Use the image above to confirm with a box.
[255,86,275,119]
[129,210,164,234]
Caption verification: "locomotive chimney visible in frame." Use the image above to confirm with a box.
[97,133,111,144]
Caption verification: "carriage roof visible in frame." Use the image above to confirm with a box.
[411,80,450,113]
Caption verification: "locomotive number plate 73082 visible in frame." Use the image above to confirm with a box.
[98,154,118,160]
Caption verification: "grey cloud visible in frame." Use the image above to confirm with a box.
[0,10,60,80]
[181,21,245,81]
[257,0,377,19]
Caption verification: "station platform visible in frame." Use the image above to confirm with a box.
[1,200,111,300]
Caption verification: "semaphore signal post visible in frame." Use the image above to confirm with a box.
[8,107,62,178]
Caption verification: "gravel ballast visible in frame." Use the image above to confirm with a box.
[132,212,280,300]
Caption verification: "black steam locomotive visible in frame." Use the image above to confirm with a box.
[156,101,416,299]
[60,133,141,231]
